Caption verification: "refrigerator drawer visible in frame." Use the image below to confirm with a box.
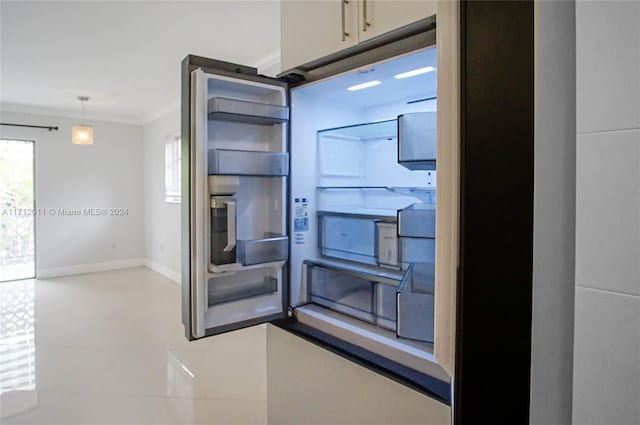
[236,234,289,266]
[208,97,289,125]
[304,260,407,331]
[318,214,377,265]
[302,259,433,343]
[208,149,289,176]
[310,267,375,323]
[398,203,435,238]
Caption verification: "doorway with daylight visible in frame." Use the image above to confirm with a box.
[0,139,35,281]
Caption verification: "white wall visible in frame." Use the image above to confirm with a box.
[266,324,451,425]
[574,1,640,424]
[140,61,281,285]
[142,108,181,283]
[0,111,144,277]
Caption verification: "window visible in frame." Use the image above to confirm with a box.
[165,132,181,203]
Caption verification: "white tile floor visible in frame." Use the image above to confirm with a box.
[0,267,267,425]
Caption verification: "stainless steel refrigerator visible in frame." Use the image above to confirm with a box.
[181,17,449,401]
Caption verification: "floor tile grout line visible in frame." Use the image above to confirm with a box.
[576,284,640,299]
[31,389,268,403]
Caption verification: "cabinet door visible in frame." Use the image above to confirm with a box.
[281,0,358,71]
[358,0,436,42]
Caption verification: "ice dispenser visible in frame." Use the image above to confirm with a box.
[208,176,239,267]
[210,196,236,265]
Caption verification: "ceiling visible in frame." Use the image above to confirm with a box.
[0,1,280,124]
[294,47,437,108]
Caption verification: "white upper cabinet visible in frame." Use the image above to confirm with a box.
[280,0,436,71]
[358,0,436,42]
[281,0,358,72]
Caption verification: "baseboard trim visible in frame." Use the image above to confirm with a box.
[143,259,181,284]
[37,258,145,279]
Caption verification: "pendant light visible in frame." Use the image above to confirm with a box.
[71,96,94,145]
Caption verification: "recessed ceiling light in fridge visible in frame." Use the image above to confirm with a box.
[394,66,435,79]
[347,80,381,91]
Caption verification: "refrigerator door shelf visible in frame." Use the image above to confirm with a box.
[208,97,289,125]
[208,276,278,306]
[208,262,243,274]
[237,235,289,266]
[208,260,286,276]
[208,148,289,177]
[208,176,240,196]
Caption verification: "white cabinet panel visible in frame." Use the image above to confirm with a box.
[281,0,436,71]
[576,130,640,296]
[576,0,640,133]
[266,324,451,425]
[573,287,640,425]
[358,0,436,42]
[280,0,358,71]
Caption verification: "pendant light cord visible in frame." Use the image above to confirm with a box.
[77,96,90,124]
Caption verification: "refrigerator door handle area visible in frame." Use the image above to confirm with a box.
[223,200,236,252]
[191,68,207,339]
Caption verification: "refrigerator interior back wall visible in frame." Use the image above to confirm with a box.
[289,48,437,344]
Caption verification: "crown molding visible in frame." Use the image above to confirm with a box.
[252,49,281,73]
[1,50,281,127]
[140,100,181,125]
[0,102,142,125]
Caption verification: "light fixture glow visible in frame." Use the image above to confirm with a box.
[347,80,381,91]
[72,96,94,145]
[72,125,94,145]
[394,66,435,79]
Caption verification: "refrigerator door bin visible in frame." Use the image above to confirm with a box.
[208,276,278,306]
[318,213,380,265]
[208,97,289,125]
[399,237,435,292]
[398,203,436,238]
[397,112,437,170]
[236,234,289,266]
[397,272,434,343]
[208,149,289,176]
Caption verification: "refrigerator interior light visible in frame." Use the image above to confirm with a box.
[394,66,435,79]
[347,80,381,91]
